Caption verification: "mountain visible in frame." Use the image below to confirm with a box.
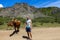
[38,7,60,17]
[0,3,46,19]
[0,3,60,19]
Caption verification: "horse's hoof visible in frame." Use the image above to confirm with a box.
[9,35,12,37]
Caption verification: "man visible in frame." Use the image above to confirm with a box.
[24,16,32,40]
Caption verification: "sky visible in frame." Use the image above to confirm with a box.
[0,0,60,8]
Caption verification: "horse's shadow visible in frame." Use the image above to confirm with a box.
[9,30,19,37]
[22,36,30,40]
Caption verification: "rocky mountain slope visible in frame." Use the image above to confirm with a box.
[0,3,46,19]
[0,3,60,19]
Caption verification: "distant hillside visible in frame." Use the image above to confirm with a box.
[0,3,46,19]
[38,7,60,17]
[0,3,60,19]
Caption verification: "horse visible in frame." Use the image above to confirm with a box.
[7,20,21,36]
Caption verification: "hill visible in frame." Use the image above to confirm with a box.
[0,3,46,19]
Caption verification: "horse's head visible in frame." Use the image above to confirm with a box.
[7,21,13,27]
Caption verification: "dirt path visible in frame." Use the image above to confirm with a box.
[0,27,60,40]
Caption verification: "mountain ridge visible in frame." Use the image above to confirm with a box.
[0,3,60,19]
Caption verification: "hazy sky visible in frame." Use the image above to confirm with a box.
[0,0,60,8]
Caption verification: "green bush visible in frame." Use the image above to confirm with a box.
[32,17,55,27]
[17,17,26,23]
[0,17,4,25]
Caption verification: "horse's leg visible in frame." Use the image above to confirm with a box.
[17,27,19,32]
[16,25,20,33]
[10,26,16,37]
[14,26,16,31]
[14,26,17,33]
[14,26,20,34]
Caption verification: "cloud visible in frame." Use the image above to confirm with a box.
[0,4,3,8]
[33,1,52,8]
[32,0,58,8]
[39,1,51,7]
[44,1,60,8]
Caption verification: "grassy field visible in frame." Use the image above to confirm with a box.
[0,23,60,30]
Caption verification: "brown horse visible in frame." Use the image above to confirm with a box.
[7,20,21,37]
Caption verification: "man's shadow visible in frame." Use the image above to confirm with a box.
[9,30,19,37]
[22,36,30,40]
